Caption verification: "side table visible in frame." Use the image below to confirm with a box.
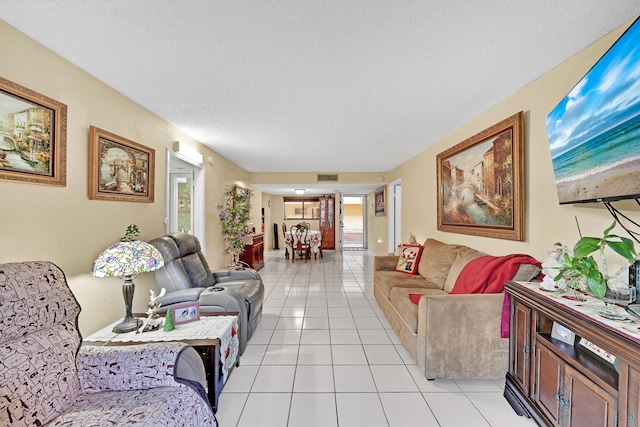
[83,313,239,413]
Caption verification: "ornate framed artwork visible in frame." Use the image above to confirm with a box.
[375,186,386,217]
[88,126,155,202]
[436,112,524,241]
[0,76,67,186]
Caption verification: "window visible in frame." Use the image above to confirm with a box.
[284,197,319,219]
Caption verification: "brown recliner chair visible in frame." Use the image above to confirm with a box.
[149,232,264,355]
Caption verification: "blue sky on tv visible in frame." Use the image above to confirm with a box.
[546,19,640,158]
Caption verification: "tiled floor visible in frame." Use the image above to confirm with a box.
[216,249,535,427]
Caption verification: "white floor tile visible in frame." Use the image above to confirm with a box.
[293,365,334,392]
[335,393,388,427]
[305,299,328,307]
[248,328,274,345]
[423,392,490,427]
[297,344,333,365]
[280,307,306,317]
[370,365,419,392]
[379,392,440,427]
[354,317,384,329]
[222,365,259,392]
[241,344,267,365]
[330,329,361,344]
[329,317,357,330]
[304,307,328,317]
[328,307,353,317]
[363,344,404,364]
[331,344,368,365]
[455,378,503,392]
[467,392,537,427]
[394,343,414,363]
[333,365,377,392]
[351,307,377,317]
[269,329,302,345]
[275,317,304,330]
[358,329,392,344]
[288,393,338,427]
[262,344,300,365]
[302,317,330,329]
[237,392,291,427]
[251,365,296,392]
[300,329,331,345]
[215,392,247,427]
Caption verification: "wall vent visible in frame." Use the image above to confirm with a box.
[317,174,339,182]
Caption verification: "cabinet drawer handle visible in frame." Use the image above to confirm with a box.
[631,411,636,427]
[554,393,568,407]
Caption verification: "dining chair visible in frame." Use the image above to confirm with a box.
[282,222,289,259]
[289,224,310,262]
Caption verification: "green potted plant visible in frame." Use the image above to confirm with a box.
[555,221,637,317]
[218,185,253,267]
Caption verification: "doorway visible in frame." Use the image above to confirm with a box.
[165,150,205,250]
[342,195,366,250]
[387,180,402,254]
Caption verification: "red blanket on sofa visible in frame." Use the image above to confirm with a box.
[451,254,541,338]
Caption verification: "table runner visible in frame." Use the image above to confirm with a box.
[84,315,239,383]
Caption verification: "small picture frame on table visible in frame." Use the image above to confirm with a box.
[551,322,575,345]
[171,302,200,325]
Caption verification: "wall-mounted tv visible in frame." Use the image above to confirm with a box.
[546,17,640,204]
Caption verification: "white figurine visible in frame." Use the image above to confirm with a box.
[541,242,568,290]
[138,288,166,333]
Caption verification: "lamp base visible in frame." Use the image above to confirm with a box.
[112,316,143,334]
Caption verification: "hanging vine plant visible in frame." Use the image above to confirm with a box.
[218,185,253,266]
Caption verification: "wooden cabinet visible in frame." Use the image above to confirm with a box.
[240,233,264,271]
[319,196,335,250]
[505,281,639,427]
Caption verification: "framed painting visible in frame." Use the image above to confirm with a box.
[88,126,155,202]
[375,186,386,216]
[0,76,67,186]
[436,111,524,241]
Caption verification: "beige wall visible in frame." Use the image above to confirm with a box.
[3,17,640,335]
[385,17,640,275]
[0,21,249,336]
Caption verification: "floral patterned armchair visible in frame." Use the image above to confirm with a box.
[0,261,217,426]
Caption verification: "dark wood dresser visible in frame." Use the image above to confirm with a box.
[240,233,264,270]
[504,280,640,427]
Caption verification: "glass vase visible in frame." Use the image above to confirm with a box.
[600,278,636,320]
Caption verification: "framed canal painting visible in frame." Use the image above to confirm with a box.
[436,112,524,241]
[88,126,155,203]
[0,77,67,186]
[375,186,386,216]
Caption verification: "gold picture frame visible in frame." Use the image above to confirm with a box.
[436,112,524,241]
[0,76,67,187]
[375,186,386,217]
[88,126,155,203]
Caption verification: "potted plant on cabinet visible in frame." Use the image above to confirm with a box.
[555,221,638,319]
[218,185,253,267]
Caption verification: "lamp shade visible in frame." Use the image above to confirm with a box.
[92,240,164,278]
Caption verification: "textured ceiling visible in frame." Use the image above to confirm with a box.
[2,1,639,192]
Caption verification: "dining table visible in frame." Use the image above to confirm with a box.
[284,229,322,259]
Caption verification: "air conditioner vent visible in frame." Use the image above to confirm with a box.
[317,174,339,182]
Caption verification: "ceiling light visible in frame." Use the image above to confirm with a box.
[294,189,305,195]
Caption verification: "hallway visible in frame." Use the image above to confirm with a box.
[216,249,534,427]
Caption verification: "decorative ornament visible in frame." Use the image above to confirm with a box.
[164,308,175,332]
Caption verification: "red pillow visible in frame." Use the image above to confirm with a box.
[395,245,424,275]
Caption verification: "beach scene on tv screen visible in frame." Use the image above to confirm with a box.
[546,19,640,204]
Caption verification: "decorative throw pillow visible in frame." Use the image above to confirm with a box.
[444,247,486,293]
[395,245,424,275]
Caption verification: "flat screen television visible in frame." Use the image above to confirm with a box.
[546,16,640,204]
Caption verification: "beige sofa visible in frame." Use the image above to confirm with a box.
[374,238,538,380]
